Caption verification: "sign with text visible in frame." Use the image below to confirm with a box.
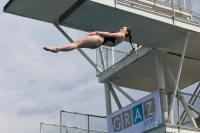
[107,90,162,133]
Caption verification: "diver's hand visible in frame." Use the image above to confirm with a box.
[88,32,97,36]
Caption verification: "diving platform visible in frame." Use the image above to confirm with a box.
[4,0,200,133]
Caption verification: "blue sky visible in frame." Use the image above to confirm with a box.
[0,0,200,133]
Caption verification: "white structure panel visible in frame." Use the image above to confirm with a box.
[90,0,115,7]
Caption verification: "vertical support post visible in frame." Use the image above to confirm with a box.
[178,0,181,7]
[60,110,62,133]
[106,49,108,68]
[162,57,198,127]
[167,32,190,123]
[99,46,106,70]
[87,115,89,133]
[155,50,168,122]
[134,44,138,51]
[104,82,112,115]
[114,0,117,8]
[112,47,114,66]
[180,0,182,8]
[172,0,175,16]
[109,81,135,102]
[177,91,181,132]
[40,122,42,133]
[135,44,138,54]
[52,22,102,73]
[183,0,186,9]
[167,93,174,124]
[110,84,122,109]
[171,0,175,24]
[177,92,180,126]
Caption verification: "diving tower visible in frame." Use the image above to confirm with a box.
[4,0,200,133]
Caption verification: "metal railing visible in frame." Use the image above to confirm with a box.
[117,0,193,21]
[161,0,192,10]
[60,110,107,133]
[96,43,143,74]
[40,123,67,133]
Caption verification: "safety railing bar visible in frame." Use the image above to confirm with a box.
[66,126,108,133]
[182,120,191,125]
[187,103,200,117]
[118,0,152,8]
[60,110,106,118]
[193,11,200,16]
[159,88,200,98]
[99,47,150,67]
[191,89,200,109]
[102,46,131,55]
[118,0,191,11]
[41,122,67,127]
[40,123,107,133]
[117,0,153,9]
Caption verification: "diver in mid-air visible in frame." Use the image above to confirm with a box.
[43,26,133,53]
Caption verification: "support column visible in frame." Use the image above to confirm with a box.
[167,32,192,124]
[104,82,112,115]
[155,50,168,122]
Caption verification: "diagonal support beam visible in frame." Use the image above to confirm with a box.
[167,32,191,123]
[108,81,135,102]
[163,56,197,127]
[110,84,122,109]
[52,22,102,73]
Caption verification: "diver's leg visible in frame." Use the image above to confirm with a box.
[43,36,103,53]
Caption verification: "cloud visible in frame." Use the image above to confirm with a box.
[3,68,16,73]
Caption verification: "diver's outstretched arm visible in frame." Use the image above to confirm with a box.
[88,31,124,38]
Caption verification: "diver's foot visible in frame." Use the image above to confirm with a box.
[43,47,58,53]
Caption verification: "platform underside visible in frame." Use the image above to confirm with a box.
[98,48,200,92]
